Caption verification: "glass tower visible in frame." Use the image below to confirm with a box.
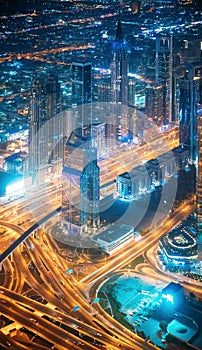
[28,75,62,183]
[72,60,92,133]
[155,36,173,124]
[197,110,202,261]
[62,129,100,235]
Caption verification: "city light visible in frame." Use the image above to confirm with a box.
[0,1,201,349]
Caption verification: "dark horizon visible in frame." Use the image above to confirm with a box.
[1,0,202,15]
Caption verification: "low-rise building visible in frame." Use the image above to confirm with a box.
[93,224,134,254]
[159,227,198,268]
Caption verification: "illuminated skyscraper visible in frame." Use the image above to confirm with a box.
[179,64,202,162]
[28,75,62,183]
[93,77,111,105]
[72,60,92,132]
[109,20,130,144]
[62,129,100,235]
[145,83,163,120]
[110,19,128,106]
[155,35,173,123]
[91,123,106,159]
[197,109,202,261]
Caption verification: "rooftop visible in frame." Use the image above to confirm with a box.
[94,224,134,243]
[162,282,183,294]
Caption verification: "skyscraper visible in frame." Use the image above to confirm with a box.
[62,129,100,235]
[93,76,111,105]
[110,19,129,144]
[91,123,106,160]
[28,75,62,183]
[155,35,173,123]
[179,64,202,162]
[110,19,128,106]
[72,59,92,133]
[196,109,202,261]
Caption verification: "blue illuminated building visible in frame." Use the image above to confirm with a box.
[155,35,173,123]
[110,19,128,107]
[116,165,149,200]
[159,227,198,268]
[0,170,24,197]
[62,129,100,235]
[162,282,184,316]
[179,63,202,162]
[197,109,202,261]
[4,151,27,175]
[116,146,189,200]
[110,19,131,142]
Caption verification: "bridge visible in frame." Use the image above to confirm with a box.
[0,207,61,265]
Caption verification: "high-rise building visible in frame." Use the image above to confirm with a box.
[91,123,106,159]
[93,77,111,105]
[179,64,202,162]
[28,75,62,183]
[145,83,163,121]
[155,35,173,123]
[62,129,100,235]
[128,76,136,108]
[71,59,92,133]
[76,123,106,159]
[180,39,201,65]
[196,109,202,261]
[110,19,128,106]
[110,19,129,142]
[72,60,92,106]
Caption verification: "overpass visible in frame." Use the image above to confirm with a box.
[0,207,61,265]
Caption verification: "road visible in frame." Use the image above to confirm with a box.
[0,129,194,350]
[0,192,196,350]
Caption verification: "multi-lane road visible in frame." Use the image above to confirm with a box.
[0,187,197,350]
[0,127,196,350]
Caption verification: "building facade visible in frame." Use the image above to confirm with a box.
[110,20,129,142]
[93,224,134,255]
[72,60,92,133]
[179,64,202,162]
[62,129,100,235]
[155,36,173,123]
[197,109,202,261]
[28,75,62,183]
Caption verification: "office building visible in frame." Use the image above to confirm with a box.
[145,83,163,121]
[155,36,173,123]
[116,149,180,200]
[128,76,136,108]
[28,75,62,183]
[162,282,184,316]
[110,19,128,106]
[76,123,106,159]
[116,165,150,200]
[159,227,198,269]
[172,146,189,170]
[110,19,129,142]
[72,59,92,132]
[4,152,27,175]
[197,109,202,261]
[62,129,100,235]
[93,76,111,105]
[180,39,201,65]
[93,224,134,255]
[91,122,106,159]
[179,64,202,162]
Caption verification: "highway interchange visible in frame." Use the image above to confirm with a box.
[0,128,201,350]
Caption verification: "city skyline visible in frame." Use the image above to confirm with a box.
[0,1,202,349]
